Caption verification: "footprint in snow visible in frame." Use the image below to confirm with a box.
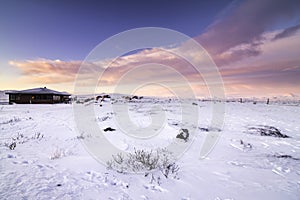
[36,164,43,169]
[22,160,29,164]
[7,154,15,158]
[140,195,149,200]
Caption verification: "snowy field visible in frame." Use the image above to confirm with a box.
[0,96,300,199]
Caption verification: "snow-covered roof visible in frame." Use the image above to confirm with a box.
[5,87,70,96]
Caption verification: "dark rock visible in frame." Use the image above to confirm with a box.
[96,94,110,101]
[9,142,16,150]
[273,154,299,160]
[124,96,132,101]
[96,95,102,101]
[240,139,252,149]
[104,127,116,132]
[199,127,209,132]
[103,94,111,99]
[199,127,221,132]
[176,129,189,142]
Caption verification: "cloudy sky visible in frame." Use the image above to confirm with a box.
[1,0,300,97]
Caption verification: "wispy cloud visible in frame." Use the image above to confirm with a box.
[272,24,300,41]
[9,59,107,84]
[197,0,300,65]
[9,59,80,78]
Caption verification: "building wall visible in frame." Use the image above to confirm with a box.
[0,91,9,104]
[8,93,70,104]
[9,94,54,104]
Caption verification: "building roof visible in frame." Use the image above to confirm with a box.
[5,87,70,96]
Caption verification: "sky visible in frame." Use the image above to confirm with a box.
[1,0,300,98]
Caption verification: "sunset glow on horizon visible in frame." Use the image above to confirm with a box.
[1,0,300,98]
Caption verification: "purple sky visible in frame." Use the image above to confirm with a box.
[1,0,300,97]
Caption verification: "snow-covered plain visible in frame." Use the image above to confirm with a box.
[0,96,300,199]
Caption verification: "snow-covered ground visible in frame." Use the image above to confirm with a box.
[0,96,300,199]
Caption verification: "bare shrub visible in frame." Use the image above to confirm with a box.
[50,148,65,160]
[2,132,44,151]
[107,148,179,179]
[76,131,92,140]
[247,125,289,138]
[0,117,21,125]
[76,132,85,139]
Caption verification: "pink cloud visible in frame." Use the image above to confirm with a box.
[196,0,300,66]
[8,0,300,97]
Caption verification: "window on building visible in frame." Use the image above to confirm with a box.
[53,95,60,101]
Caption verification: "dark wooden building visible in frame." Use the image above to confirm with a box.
[6,87,71,104]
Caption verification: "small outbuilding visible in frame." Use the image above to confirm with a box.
[5,87,71,104]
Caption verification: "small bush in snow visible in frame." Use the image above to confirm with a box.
[107,148,179,178]
[247,125,289,138]
[84,98,94,103]
[50,148,65,160]
[76,132,85,139]
[0,117,21,125]
[76,131,91,140]
[32,132,44,140]
[2,131,45,151]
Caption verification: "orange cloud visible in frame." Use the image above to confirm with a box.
[7,0,300,97]
[8,30,300,97]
